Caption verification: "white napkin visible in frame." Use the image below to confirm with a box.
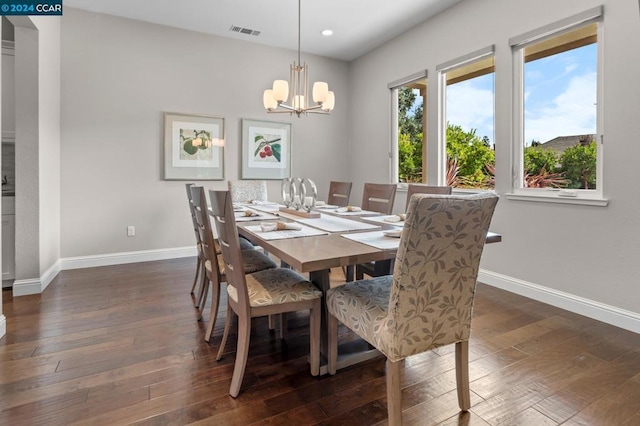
[276,222,302,230]
[384,214,406,223]
[336,206,362,213]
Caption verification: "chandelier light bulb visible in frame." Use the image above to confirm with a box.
[263,90,278,110]
[312,81,329,104]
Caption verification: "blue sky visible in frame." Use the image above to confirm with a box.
[446,43,597,146]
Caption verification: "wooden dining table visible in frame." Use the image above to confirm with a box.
[236,205,501,375]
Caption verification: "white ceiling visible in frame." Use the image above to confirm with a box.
[64,0,463,61]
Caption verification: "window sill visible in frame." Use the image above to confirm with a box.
[504,191,608,207]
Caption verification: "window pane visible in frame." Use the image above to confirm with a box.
[444,56,495,190]
[396,80,426,183]
[522,24,597,189]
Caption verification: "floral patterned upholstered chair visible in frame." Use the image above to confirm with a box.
[327,193,499,425]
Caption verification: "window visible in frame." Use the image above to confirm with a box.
[437,47,495,190]
[389,72,427,184]
[511,7,603,200]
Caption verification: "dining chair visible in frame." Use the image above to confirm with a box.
[405,184,452,209]
[209,189,322,397]
[345,183,398,281]
[327,181,352,207]
[228,180,268,203]
[190,186,277,340]
[355,184,452,280]
[327,193,499,425]
[361,183,397,214]
[185,183,205,304]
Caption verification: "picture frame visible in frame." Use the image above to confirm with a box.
[241,119,291,180]
[163,112,225,180]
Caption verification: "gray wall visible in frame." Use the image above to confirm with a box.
[348,0,640,316]
[60,8,349,257]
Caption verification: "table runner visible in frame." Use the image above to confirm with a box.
[295,214,380,233]
[341,231,401,250]
[244,224,328,240]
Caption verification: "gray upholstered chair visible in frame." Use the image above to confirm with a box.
[190,186,277,339]
[228,180,268,203]
[327,193,499,425]
[209,189,322,397]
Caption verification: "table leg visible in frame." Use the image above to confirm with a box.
[309,269,331,359]
[309,269,381,375]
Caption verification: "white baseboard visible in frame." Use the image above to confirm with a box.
[12,260,61,296]
[478,269,640,335]
[0,314,6,340]
[60,246,196,270]
[10,247,196,296]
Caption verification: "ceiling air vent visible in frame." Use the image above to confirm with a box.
[229,25,261,37]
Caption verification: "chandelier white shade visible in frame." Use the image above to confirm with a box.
[263,0,335,117]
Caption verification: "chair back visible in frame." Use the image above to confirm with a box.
[190,186,220,278]
[361,183,397,214]
[228,180,268,203]
[208,190,251,316]
[328,181,352,207]
[185,183,201,244]
[378,193,498,360]
[405,184,452,210]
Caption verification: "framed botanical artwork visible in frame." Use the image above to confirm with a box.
[163,112,225,180]
[241,119,291,180]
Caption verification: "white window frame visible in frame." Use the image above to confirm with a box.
[388,70,427,187]
[507,6,607,206]
[436,45,495,191]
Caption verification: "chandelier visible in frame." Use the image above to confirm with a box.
[262,0,335,117]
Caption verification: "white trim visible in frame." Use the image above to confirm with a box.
[60,246,196,270]
[0,314,6,340]
[504,192,609,206]
[388,70,428,90]
[12,278,41,296]
[12,260,61,296]
[436,45,495,73]
[478,269,640,334]
[41,260,61,292]
[509,6,603,47]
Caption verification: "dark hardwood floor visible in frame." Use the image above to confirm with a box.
[1,258,640,425]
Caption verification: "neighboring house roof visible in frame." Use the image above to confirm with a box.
[538,134,596,153]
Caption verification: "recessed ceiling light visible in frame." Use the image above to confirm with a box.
[321,29,333,36]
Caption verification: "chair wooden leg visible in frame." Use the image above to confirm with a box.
[342,265,354,281]
[216,305,233,361]
[355,265,364,280]
[386,358,403,426]
[229,313,251,398]
[204,280,222,342]
[279,313,288,340]
[190,256,201,295]
[197,278,209,321]
[455,340,471,411]
[268,314,277,330]
[195,269,207,309]
[309,301,320,376]
[327,313,339,375]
